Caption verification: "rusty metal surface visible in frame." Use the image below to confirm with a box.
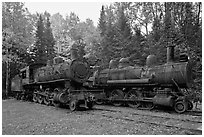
[95,61,192,88]
[145,62,192,88]
[35,59,90,84]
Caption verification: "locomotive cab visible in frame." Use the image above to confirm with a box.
[20,63,46,85]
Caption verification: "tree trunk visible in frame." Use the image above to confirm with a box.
[145,23,148,36]
[6,61,10,99]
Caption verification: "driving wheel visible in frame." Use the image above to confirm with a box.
[174,100,187,113]
[111,89,124,107]
[69,99,78,111]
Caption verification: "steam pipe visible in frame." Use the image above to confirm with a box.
[107,79,150,84]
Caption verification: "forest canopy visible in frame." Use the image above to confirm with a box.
[2,2,202,98]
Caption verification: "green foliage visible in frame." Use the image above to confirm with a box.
[95,2,202,99]
[2,2,35,97]
[50,12,101,61]
[33,15,47,63]
[96,3,142,66]
[2,2,202,99]
[98,5,106,36]
[44,14,56,61]
[2,2,34,64]
[32,13,56,64]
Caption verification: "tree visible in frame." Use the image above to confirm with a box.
[2,2,34,98]
[100,5,117,65]
[117,5,132,39]
[115,4,132,57]
[152,17,162,42]
[44,13,56,61]
[33,14,47,63]
[98,5,106,36]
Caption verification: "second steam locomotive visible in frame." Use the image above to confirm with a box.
[86,45,193,113]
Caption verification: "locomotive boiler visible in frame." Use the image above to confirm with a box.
[95,58,192,88]
[91,45,193,113]
[35,54,90,84]
[11,48,95,111]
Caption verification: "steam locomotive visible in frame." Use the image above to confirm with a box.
[11,48,95,111]
[87,45,194,113]
[12,44,194,113]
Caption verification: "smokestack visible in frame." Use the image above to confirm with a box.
[167,45,174,63]
[70,48,78,60]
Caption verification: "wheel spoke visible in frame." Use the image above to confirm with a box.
[44,88,51,106]
[44,96,50,106]
[111,89,124,107]
[144,102,155,110]
[33,94,38,103]
[38,95,44,104]
[126,90,141,108]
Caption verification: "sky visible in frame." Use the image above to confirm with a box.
[24,2,111,26]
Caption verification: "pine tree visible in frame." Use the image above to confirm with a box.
[34,14,46,63]
[116,5,132,40]
[102,5,117,62]
[44,15,55,61]
[152,17,162,42]
[98,5,106,36]
[164,2,174,40]
[115,5,132,58]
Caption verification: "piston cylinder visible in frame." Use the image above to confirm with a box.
[152,94,174,107]
[53,92,69,104]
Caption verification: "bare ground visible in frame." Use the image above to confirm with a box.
[2,99,202,135]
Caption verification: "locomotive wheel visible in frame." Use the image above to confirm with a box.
[145,102,155,110]
[16,93,20,100]
[20,94,25,101]
[87,102,94,109]
[44,95,50,106]
[52,101,61,107]
[44,88,51,106]
[50,91,61,107]
[111,89,124,107]
[24,95,28,101]
[33,94,38,103]
[96,99,103,105]
[125,90,141,108]
[174,100,187,113]
[187,100,193,110]
[37,95,44,104]
[69,99,78,111]
[18,94,22,100]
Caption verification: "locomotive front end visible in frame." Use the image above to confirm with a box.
[155,45,192,88]
[70,59,90,83]
[69,47,90,83]
[146,61,193,88]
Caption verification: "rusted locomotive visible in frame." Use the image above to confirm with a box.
[88,45,194,113]
[11,48,95,111]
